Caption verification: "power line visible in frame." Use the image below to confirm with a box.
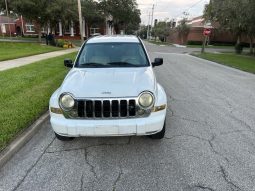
[174,0,206,18]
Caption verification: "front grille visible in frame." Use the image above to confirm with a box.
[77,99,137,118]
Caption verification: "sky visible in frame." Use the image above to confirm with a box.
[137,0,210,25]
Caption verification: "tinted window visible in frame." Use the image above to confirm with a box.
[76,43,149,68]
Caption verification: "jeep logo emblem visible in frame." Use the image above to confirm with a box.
[102,92,111,95]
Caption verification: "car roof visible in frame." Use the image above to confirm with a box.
[86,35,140,44]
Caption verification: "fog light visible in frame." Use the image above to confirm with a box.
[137,109,145,115]
[50,107,63,114]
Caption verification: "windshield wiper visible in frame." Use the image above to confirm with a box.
[107,62,142,67]
[79,63,110,68]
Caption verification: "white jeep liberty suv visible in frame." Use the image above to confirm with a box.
[49,35,167,141]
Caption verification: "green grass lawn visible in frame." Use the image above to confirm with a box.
[195,53,255,74]
[0,42,62,61]
[187,44,235,49]
[0,52,76,151]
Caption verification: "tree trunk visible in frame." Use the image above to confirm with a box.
[114,24,119,34]
[249,36,253,55]
[236,35,241,45]
[201,36,207,53]
[38,24,42,43]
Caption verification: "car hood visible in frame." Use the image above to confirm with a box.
[59,67,156,98]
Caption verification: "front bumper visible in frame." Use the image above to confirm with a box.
[50,109,166,137]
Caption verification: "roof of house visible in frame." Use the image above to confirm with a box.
[87,35,140,44]
[187,16,205,27]
[0,15,16,24]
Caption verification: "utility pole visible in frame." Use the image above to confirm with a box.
[5,0,12,38]
[147,12,151,40]
[21,15,25,36]
[77,0,84,43]
[150,4,155,39]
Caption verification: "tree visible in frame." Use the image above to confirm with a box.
[125,8,141,34]
[99,0,141,34]
[176,19,190,44]
[204,0,255,54]
[81,0,104,33]
[137,25,148,39]
[47,0,78,33]
[152,21,170,42]
[0,0,18,18]
[0,0,13,13]
[12,0,51,42]
[244,0,255,54]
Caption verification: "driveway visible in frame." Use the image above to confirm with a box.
[1,42,255,191]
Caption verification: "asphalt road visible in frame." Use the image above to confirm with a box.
[1,42,255,191]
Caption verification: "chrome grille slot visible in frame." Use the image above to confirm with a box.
[77,100,85,117]
[76,99,137,119]
[120,100,127,117]
[85,101,93,118]
[103,100,111,117]
[94,101,102,118]
[129,100,136,116]
[111,100,119,117]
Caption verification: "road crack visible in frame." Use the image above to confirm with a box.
[165,134,230,164]
[12,137,56,191]
[208,135,230,163]
[165,134,209,142]
[80,173,84,191]
[112,167,124,191]
[46,138,132,154]
[84,148,98,180]
[219,165,242,191]
[229,114,255,134]
[191,184,216,191]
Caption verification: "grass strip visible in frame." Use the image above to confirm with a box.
[0,42,61,61]
[0,52,76,150]
[194,53,255,74]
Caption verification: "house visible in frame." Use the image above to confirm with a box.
[0,16,16,36]
[0,15,39,37]
[167,16,249,45]
[0,15,113,39]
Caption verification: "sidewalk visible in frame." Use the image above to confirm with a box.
[0,48,79,71]
[0,38,38,43]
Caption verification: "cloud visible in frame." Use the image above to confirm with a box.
[137,0,210,25]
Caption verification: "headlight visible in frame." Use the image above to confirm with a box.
[59,93,75,111]
[138,92,154,109]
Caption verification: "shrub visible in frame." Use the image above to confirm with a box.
[55,39,73,48]
[235,43,243,54]
[55,39,65,47]
[187,41,203,45]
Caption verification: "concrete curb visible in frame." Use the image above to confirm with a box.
[0,111,50,168]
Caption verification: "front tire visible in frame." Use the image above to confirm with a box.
[149,121,165,139]
[55,132,75,141]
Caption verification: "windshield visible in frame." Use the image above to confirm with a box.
[76,42,150,68]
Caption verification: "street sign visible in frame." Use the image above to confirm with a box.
[203,28,211,36]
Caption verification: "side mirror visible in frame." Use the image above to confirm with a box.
[64,59,73,68]
[152,58,163,67]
